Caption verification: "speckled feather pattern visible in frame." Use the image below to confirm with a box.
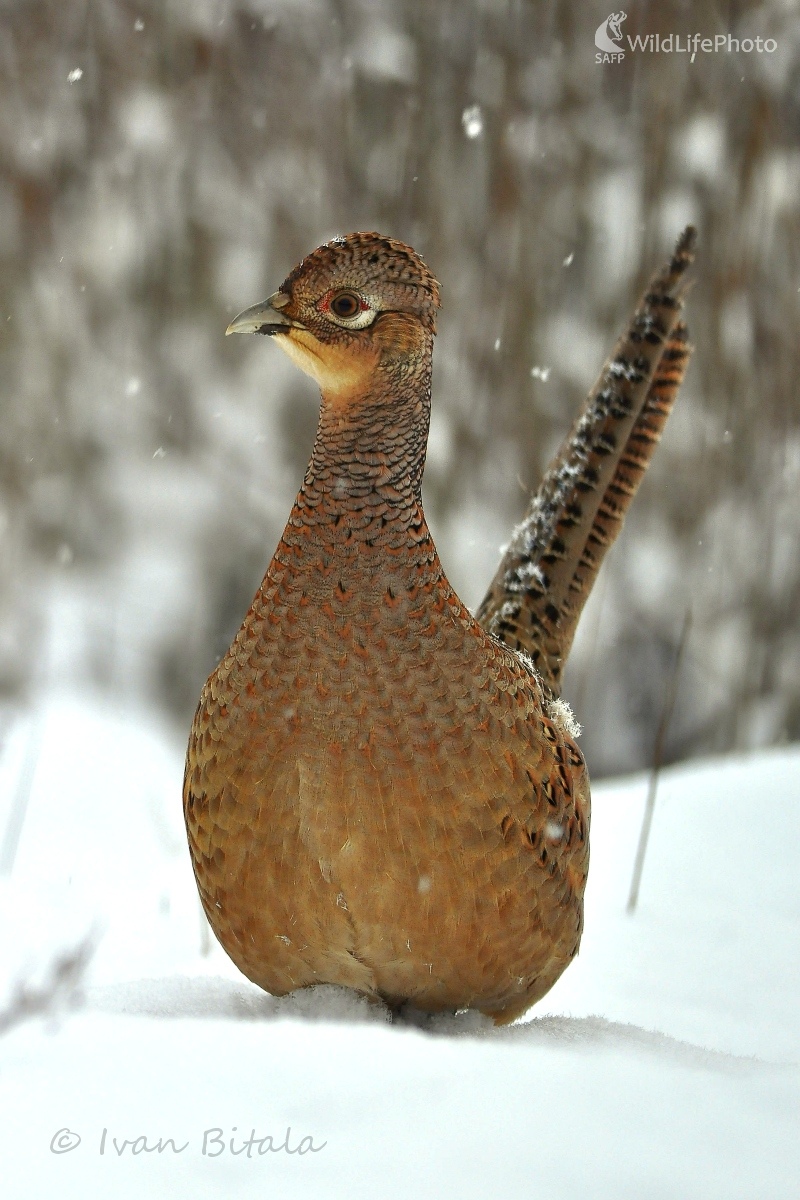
[284,232,441,332]
[184,230,693,1022]
[477,228,696,696]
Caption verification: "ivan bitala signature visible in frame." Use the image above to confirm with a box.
[50,1126,327,1157]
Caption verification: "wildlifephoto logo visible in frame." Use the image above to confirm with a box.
[595,11,777,63]
[595,11,627,61]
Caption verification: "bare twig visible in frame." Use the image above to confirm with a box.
[0,715,44,876]
[200,899,212,957]
[627,609,692,913]
[0,935,95,1037]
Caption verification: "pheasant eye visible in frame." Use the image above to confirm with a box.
[330,291,361,319]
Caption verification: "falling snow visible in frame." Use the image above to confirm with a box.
[461,104,484,138]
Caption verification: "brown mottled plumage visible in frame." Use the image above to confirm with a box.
[184,229,695,1023]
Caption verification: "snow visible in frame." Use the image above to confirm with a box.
[461,104,484,139]
[678,114,726,183]
[0,692,798,1198]
[353,25,417,85]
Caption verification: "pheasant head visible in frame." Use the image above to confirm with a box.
[226,233,440,404]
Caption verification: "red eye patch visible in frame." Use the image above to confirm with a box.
[321,291,371,317]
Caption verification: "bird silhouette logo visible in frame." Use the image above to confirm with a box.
[595,11,627,54]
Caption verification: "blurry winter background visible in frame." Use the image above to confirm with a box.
[1,3,799,1197]
[0,0,797,774]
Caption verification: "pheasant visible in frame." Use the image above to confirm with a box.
[184,228,695,1023]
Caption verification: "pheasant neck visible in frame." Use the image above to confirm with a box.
[270,351,450,610]
[295,357,432,546]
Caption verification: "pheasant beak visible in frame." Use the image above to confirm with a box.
[226,288,380,400]
[225,291,301,337]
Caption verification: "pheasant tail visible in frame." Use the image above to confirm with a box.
[476,227,696,695]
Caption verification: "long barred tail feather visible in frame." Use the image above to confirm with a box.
[476,227,696,696]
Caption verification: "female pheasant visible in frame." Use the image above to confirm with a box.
[184,229,695,1023]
